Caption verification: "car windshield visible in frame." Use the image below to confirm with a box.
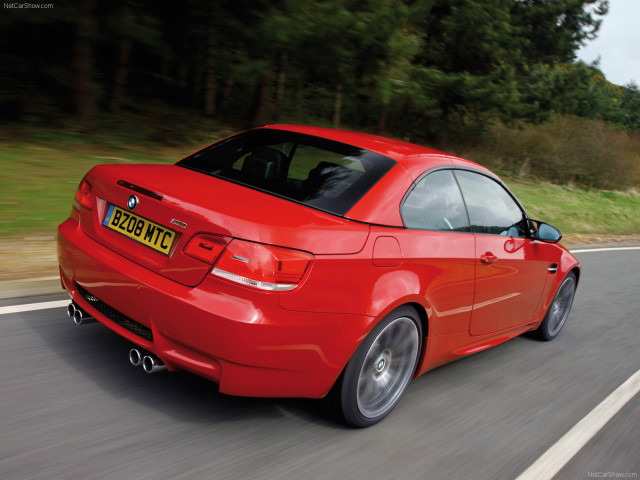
[176,129,396,216]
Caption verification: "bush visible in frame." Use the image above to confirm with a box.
[466,115,640,189]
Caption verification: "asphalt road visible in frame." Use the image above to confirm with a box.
[1,249,638,480]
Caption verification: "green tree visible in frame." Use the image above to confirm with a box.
[511,0,609,64]
[615,81,640,131]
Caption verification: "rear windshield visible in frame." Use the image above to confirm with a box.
[176,129,397,216]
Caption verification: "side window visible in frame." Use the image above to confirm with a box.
[402,170,470,232]
[454,170,527,237]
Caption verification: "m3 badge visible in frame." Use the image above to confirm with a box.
[170,219,188,229]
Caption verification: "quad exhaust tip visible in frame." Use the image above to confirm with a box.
[67,302,96,325]
[129,348,143,367]
[142,354,167,374]
[129,348,166,373]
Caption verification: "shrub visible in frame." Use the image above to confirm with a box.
[467,115,640,189]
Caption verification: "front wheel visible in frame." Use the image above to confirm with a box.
[338,306,422,427]
[534,272,577,341]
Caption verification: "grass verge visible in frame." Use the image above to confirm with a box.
[507,179,640,236]
[0,132,222,238]
[1,130,639,239]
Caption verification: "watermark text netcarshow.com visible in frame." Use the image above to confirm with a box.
[588,473,638,479]
[4,3,53,8]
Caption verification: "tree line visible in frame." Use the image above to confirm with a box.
[2,0,639,140]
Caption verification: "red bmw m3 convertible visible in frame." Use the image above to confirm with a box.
[58,125,580,427]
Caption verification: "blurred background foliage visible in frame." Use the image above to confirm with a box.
[1,0,639,189]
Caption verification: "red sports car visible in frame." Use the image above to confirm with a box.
[58,125,580,427]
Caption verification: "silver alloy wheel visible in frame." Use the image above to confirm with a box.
[547,275,576,337]
[356,316,420,419]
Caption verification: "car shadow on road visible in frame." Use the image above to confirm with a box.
[25,310,351,431]
[24,303,567,433]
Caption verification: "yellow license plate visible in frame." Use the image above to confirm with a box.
[102,205,176,255]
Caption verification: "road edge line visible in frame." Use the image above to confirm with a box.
[571,246,640,253]
[0,299,69,316]
[514,368,640,480]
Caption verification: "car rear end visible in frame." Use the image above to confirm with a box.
[57,128,398,398]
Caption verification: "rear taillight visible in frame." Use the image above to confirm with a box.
[212,240,313,291]
[74,178,93,209]
[184,234,230,264]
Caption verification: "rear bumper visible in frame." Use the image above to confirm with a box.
[58,217,372,398]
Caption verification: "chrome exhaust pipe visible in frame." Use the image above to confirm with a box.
[142,354,166,374]
[72,307,96,325]
[67,302,76,318]
[129,348,143,367]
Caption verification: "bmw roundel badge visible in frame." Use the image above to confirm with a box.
[127,195,139,211]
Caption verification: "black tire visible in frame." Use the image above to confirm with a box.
[337,306,422,427]
[534,272,577,341]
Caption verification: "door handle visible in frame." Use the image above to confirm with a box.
[480,252,498,265]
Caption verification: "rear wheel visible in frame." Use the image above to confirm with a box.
[338,306,422,427]
[534,272,577,341]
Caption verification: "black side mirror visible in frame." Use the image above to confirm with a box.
[529,220,562,244]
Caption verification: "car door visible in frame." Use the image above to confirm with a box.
[401,169,476,335]
[454,170,549,336]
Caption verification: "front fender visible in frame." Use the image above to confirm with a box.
[534,245,581,325]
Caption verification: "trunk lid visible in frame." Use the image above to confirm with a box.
[79,164,370,286]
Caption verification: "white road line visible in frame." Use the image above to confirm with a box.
[0,299,69,315]
[571,246,640,253]
[515,368,640,480]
